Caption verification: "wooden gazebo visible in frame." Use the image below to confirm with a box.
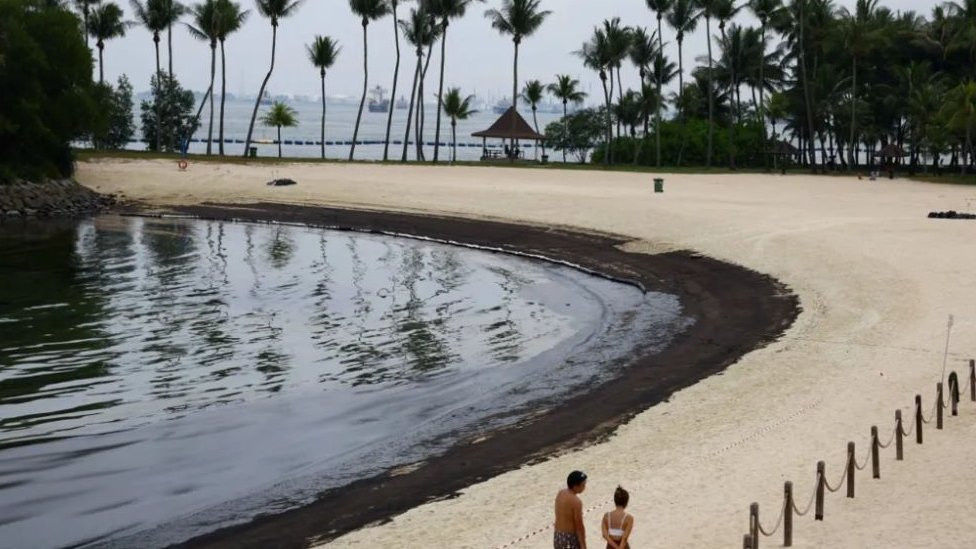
[767,139,799,173]
[472,107,545,161]
[873,144,908,178]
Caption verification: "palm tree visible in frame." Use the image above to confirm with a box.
[521,79,545,159]
[348,0,391,160]
[577,27,614,164]
[186,0,220,155]
[940,81,976,173]
[399,6,440,161]
[629,27,657,86]
[838,0,881,168]
[215,0,248,156]
[429,0,481,163]
[130,0,170,151]
[749,0,783,156]
[161,0,187,76]
[307,36,341,160]
[485,0,551,109]
[646,0,673,166]
[74,0,103,50]
[383,0,404,161]
[546,75,587,162]
[714,0,741,169]
[666,0,700,165]
[243,0,303,158]
[603,18,633,138]
[261,101,298,158]
[440,87,478,161]
[88,2,130,83]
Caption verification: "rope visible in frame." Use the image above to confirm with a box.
[877,425,897,449]
[854,447,871,471]
[901,416,915,436]
[824,461,848,493]
[792,475,819,517]
[757,499,787,537]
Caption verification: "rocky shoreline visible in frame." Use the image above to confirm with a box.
[0,180,115,218]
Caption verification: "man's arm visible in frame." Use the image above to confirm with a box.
[573,498,587,549]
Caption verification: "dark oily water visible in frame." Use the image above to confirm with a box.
[0,216,688,548]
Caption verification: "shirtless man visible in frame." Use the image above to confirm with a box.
[554,470,587,549]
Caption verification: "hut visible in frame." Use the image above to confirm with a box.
[767,139,799,173]
[472,107,545,162]
[873,143,908,178]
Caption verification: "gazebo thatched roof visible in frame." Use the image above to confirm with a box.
[767,139,799,156]
[472,107,545,141]
[874,143,908,158]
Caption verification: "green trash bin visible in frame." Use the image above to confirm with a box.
[248,146,258,158]
[653,177,664,193]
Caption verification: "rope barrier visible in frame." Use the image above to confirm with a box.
[877,425,897,449]
[824,461,848,493]
[901,415,915,436]
[757,499,787,537]
[854,447,871,471]
[792,475,819,517]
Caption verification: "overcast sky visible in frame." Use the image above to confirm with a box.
[100,0,940,103]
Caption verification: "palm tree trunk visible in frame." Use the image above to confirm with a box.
[401,50,422,162]
[849,55,857,168]
[84,10,90,49]
[207,42,216,155]
[98,43,104,84]
[616,67,623,138]
[383,2,401,161]
[320,71,327,159]
[278,125,282,158]
[219,40,227,156]
[511,39,520,159]
[244,23,278,157]
[655,16,663,168]
[759,22,768,168]
[418,39,436,160]
[350,21,369,160]
[168,23,174,76]
[451,119,457,162]
[706,17,714,169]
[601,73,612,165]
[676,38,685,166]
[531,106,539,160]
[433,20,448,162]
[722,27,734,170]
[154,35,162,153]
[562,101,568,163]
[798,2,817,169]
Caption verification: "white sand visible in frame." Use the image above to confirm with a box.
[77,158,976,548]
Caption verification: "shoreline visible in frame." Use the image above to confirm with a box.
[120,201,800,548]
[74,159,976,548]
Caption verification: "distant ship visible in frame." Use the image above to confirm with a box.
[368,86,390,113]
[260,90,272,105]
[492,99,510,114]
[396,95,408,110]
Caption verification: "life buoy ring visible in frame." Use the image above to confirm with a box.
[178,159,188,170]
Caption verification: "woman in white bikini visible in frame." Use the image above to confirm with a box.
[601,486,634,549]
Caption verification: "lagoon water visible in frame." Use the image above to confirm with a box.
[0,216,686,548]
[133,98,567,161]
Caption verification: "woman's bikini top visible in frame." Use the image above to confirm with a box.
[606,511,629,539]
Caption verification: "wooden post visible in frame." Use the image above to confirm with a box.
[915,395,923,444]
[750,502,759,549]
[846,441,855,498]
[871,426,880,479]
[743,534,752,549]
[949,372,959,416]
[937,382,944,429]
[970,359,975,401]
[784,481,793,547]
[895,410,904,460]
[815,461,825,521]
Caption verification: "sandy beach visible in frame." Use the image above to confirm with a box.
[77,158,976,548]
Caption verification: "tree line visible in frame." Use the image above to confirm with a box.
[7,0,976,173]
